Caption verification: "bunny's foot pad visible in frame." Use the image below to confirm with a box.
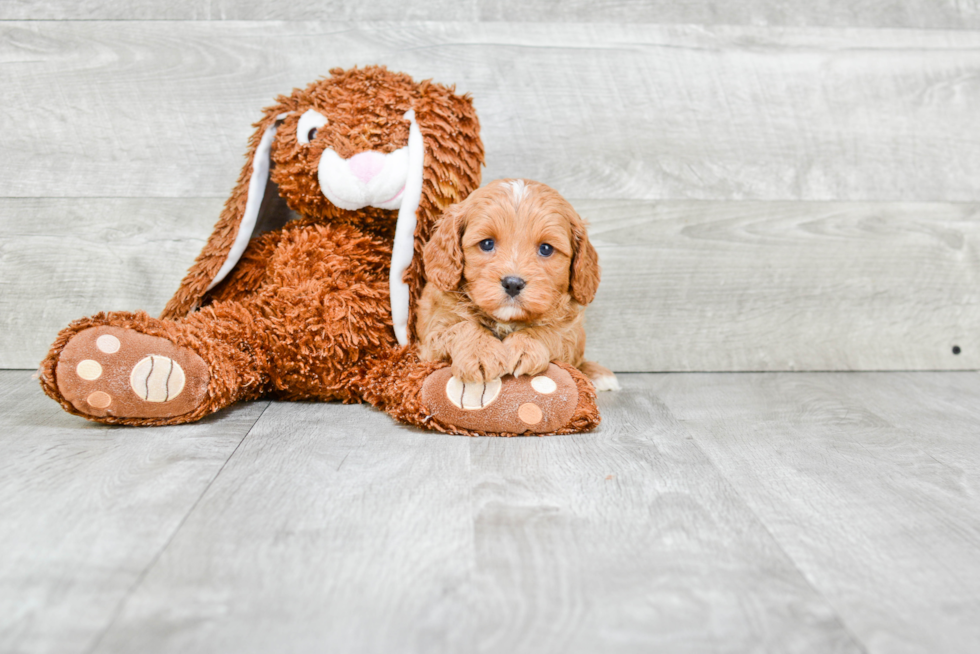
[55,326,209,419]
[421,363,578,435]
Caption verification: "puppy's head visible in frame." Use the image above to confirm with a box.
[424,179,600,322]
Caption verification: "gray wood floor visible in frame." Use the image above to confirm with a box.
[3,369,979,654]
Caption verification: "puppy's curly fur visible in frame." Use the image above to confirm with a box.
[418,179,619,391]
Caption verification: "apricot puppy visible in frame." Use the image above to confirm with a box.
[418,178,619,391]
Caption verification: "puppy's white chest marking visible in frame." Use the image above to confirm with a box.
[490,321,525,339]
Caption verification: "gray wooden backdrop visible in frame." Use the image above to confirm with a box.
[3,2,980,371]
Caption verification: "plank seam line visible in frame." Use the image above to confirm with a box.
[81,400,273,654]
[662,401,871,653]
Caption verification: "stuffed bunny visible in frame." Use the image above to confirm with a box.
[39,66,600,436]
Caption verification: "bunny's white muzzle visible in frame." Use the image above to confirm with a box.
[318,147,409,211]
[317,109,425,345]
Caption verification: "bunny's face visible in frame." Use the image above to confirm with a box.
[269,68,421,235]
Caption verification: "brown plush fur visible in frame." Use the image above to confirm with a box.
[417,179,615,388]
[38,67,602,435]
[161,66,482,336]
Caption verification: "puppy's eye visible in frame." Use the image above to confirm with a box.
[297,109,328,146]
[479,239,495,252]
[538,243,554,257]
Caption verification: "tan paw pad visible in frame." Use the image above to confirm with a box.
[445,376,502,410]
[518,402,543,425]
[530,375,557,394]
[96,334,121,353]
[76,359,103,381]
[87,391,112,409]
[130,356,186,402]
[55,326,209,419]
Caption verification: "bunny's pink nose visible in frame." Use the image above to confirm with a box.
[348,151,385,183]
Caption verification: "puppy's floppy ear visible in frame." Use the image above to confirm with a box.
[160,100,293,320]
[569,211,600,306]
[423,201,468,291]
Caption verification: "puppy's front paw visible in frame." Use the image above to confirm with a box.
[451,333,510,383]
[505,331,552,378]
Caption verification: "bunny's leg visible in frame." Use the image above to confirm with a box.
[40,254,393,426]
[39,301,273,426]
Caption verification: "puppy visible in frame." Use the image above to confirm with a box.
[418,178,619,392]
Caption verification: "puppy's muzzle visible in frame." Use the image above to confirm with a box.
[501,276,526,298]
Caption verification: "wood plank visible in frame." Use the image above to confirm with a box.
[476,0,980,29]
[0,0,476,21]
[89,400,478,653]
[457,385,862,653]
[0,0,207,20]
[844,370,980,438]
[88,382,862,653]
[4,198,978,372]
[4,0,978,29]
[581,199,980,372]
[2,22,980,201]
[0,198,221,369]
[653,372,980,653]
[0,370,268,654]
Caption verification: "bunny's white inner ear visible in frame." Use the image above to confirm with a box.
[205,110,421,346]
[389,109,425,346]
[206,119,281,291]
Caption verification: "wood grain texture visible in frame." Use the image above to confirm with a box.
[87,382,860,653]
[4,0,979,28]
[90,401,478,654]
[4,198,977,372]
[0,0,477,21]
[2,22,980,201]
[458,387,861,653]
[9,369,980,651]
[476,0,980,29]
[653,372,980,654]
[0,0,205,20]
[0,370,268,654]
[580,200,980,372]
[0,198,220,369]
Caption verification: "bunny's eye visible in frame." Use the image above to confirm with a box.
[297,109,328,145]
[479,239,495,252]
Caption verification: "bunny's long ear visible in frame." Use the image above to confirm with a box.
[403,89,484,344]
[160,107,289,320]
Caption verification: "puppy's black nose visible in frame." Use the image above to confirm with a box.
[501,276,526,297]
